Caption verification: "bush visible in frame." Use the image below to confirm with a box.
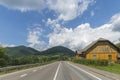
[10,58,21,65]
[72,58,108,66]
[0,58,7,67]
[117,60,120,64]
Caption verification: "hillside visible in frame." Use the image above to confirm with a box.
[116,43,120,48]
[40,46,75,57]
[6,46,75,58]
[6,46,40,58]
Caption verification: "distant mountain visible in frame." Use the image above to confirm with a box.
[40,46,75,57]
[6,46,75,58]
[6,46,40,58]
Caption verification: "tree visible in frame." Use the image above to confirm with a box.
[32,56,39,63]
[0,46,10,67]
[0,58,7,67]
[0,47,6,58]
[116,43,120,48]
[40,56,49,63]
[10,58,20,65]
[19,56,32,64]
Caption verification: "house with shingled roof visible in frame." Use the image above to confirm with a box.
[76,38,120,62]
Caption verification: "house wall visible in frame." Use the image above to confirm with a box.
[86,53,118,62]
[86,42,118,62]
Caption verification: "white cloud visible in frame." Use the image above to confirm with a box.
[46,18,62,33]
[0,43,15,47]
[0,0,95,21]
[47,13,120,51]
[0,0,46,12]
[1,0,120,51]
[110,13,120,32]
[47,0,95,21]
[27,27,46,51]
[26,13,120,51]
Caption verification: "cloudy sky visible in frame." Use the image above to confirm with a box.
[0,0,120,51]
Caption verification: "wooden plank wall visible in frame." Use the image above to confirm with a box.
[86,42,118,62]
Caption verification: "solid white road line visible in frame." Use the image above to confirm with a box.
[53,62,61,80]
[20,74,27,78]
[67,62,102,80]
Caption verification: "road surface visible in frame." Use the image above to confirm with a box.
[0,61,120,80]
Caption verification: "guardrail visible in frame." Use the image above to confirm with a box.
[0,63,41,72]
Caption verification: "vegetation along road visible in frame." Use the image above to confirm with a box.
[0,61,120,80]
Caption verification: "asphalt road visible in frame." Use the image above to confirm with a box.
[0,61,120,80]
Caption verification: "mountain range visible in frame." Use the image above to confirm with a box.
[6,46,75,58]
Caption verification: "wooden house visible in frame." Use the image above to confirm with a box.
[76,38,120,62]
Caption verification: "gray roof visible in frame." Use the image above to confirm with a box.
[76,38,118,54]
[83,38,108,51]
[76,41,96,54]
[76,49,84,54]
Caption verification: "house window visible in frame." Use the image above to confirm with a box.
[92,55,96,59]
[108,55,112,60]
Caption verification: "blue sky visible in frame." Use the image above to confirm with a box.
[0,0,120,51]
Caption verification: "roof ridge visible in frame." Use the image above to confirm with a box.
[97,38,107,41]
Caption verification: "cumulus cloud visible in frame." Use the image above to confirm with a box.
[110,13,120,32]
[47,13,120,50]
[26,13,120,51]
[0,0,46,12]
[0,43,15,47]
[46,18,62,33]
[47,0,95,21]
[1,0,120,51]
[27,27,46,51]
[0,0,95,21]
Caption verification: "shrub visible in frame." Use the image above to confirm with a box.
[117,60,120,64]
[0,58,7,67]
[72,58,108,66]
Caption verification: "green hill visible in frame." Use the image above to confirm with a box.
[5,46,75,58]
[6,46,40,58]
[116,43,120,48]
[40,46,75,57]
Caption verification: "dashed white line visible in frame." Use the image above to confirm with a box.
[33,70,37,72]
[67,62,102,80]
[20,74,27,78]
[53,62,61,80]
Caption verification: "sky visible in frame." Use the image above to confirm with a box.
[0,0,120,51]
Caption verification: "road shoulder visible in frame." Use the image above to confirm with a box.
[69,61,120,80]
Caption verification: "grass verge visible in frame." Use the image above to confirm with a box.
[90,64,120,74]
[72,58,120,74]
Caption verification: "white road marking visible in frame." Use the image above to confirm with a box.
[67,62,102,80]
[0,62,57,79]
[53,62,61,80]
[33,70,37,72]
[20,74,27,78]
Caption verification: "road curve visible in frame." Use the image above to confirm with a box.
[0,61,120,80]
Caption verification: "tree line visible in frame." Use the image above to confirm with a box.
[0,46,69,67]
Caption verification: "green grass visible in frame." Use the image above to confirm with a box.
[90,64,120,74]
[72,58,120,74]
